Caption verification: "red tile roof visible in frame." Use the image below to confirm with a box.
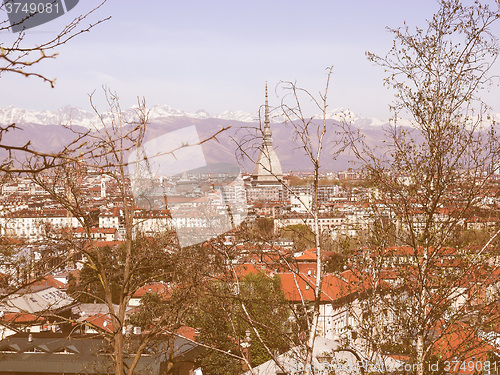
[1,313,45,324]
[74,227,117,234]
[233,263,267,278]
[30,275,66,290]
[132,282,171,298]
[277,272,357,302]
[430,321,496,370]
[82,313,114,333]
[176,326,197,341]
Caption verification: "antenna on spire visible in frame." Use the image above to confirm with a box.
[263,82,272,147]
[264,82,270,128]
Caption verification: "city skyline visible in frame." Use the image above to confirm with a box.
[2,0,500,122]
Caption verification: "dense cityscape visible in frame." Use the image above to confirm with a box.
[0,90,498,375]
[1,1,500,375]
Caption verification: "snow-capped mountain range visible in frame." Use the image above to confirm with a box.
[0,105,388,129]
[2,105,499,172]
[0,105,259,127]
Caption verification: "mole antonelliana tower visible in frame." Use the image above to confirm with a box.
[252,83,283,185]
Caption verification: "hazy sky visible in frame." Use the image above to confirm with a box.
[1,0,499,121]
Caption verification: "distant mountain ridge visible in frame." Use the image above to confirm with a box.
[0,105,388,130]
[0,105,431,172]
[3,105,498,172]
[0,105,258,127]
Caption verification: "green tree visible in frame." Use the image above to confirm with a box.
[189,271,291,375]
[254,217,275,239]
[74,237,174,305]
[281,224,315,251]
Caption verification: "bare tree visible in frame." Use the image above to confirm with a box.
[25,89,163,375]
[0,0,110,173]
[278,67,350,374]
[17,87,235,375]
[230,68,352,374]
[343,1,500,373]
[0,1,110,86]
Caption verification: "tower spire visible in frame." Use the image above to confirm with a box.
[263,82,272,146]
[252,81,283,183]
[265,82,270,127]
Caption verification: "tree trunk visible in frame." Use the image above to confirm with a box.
[305,162,324,374]
[114,332,125,375]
